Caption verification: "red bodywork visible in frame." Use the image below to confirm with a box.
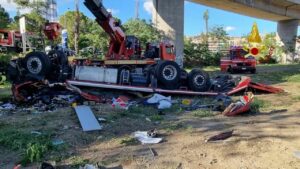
[43,22,62,40]
[0,30,21,47]
[220,46,256,73]
[84,0,175,62]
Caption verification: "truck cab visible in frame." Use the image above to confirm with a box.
[220,46,256,74]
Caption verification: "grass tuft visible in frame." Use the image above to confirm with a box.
[192,110,214,118]
[120,137,139,146]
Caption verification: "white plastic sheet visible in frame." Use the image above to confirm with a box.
[147,94,172,109]
[133,131,162,144]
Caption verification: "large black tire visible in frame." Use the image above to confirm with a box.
[188,69,210,92]
[24,52,51,76]
[155,61,180,89]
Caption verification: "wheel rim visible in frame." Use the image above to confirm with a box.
[193,74,205,86]
[27,57,42,74]
[162,65,177,81]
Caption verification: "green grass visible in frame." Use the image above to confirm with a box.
[192,110,215,118]
[69,156,90,167]
[292,95,300,101]
[163,122,185,132]
[0,123,55,165]
[0,81,11,101]
[0,123,66,165]
[120,137,139,146]
[250,98,271,113]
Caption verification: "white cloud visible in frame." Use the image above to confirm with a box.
[107,8,119,15]
[0,0,31,14]
[143,0,153,15]
[225,26,236,32]
[0,0,19,12]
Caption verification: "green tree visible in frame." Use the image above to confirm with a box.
[184,37,221,67]
[59,11,89,50]
[79,18,109,53]
[123,19,164,45]
[259,32,283,63]
[13,0,47,13]
[0,5,10,29]
[8,1,47,38]
[209,26,229,43]
[209,26,229,51]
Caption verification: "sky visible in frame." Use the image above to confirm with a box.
[1,0,300,37]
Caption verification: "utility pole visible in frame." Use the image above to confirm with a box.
[135,0,139,19]
[203,10,209,43]
[74,0,80,54]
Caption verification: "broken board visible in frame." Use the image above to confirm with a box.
[74,105,102,131]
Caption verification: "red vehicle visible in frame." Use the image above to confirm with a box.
[220,46,257,74]
[0,29,42,53]
[0,30,22,52]
[7,0,211,93]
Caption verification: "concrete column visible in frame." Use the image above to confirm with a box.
[277,19,299,63]
[152,0,184,67]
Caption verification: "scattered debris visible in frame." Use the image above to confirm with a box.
[206,130,234,142]
[31,131,42,135]
[0,103,16,110]
[146,93,172,109]
[133,131,163,144]
[79,164,98,169]
[112,96,129,110]
[52,138,64,146]
[181,99,192,106]
[97,117,107,122]
[223,92,254,116]
[212,94,232,111]
[74,105,102,131]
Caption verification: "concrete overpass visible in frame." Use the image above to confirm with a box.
[152,0,300,65]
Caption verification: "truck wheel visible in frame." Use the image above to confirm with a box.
[188,69,210,92]
[155,61,180,89]
[24,52,51,76]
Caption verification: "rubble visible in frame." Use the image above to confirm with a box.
[146,93,172,109]
[133,130,163,144]
[206,130,234,142]
[223,92,254,116]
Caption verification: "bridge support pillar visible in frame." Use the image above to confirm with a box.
[277,19,299,63]
[152,0,184,67]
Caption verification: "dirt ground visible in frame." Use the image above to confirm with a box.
[1,64,300,169]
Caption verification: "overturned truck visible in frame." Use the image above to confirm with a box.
[6,0,283,102]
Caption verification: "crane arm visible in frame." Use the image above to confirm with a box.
[84,0,125,45]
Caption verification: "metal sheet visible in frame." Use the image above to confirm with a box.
[74,105,102,131]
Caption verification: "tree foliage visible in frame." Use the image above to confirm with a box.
[259,32,283,63]
[13,0,47,13]
[209,26,229,43]
[0,5,10,29]
[59,11,89,49]
[184,38,221,67]
[123,19,164,45]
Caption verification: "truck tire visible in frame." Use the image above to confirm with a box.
[188,69,210,92]
[155,61,180,89]
[24,52,51,76]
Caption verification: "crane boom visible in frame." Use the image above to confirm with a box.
[84,0,129,59]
